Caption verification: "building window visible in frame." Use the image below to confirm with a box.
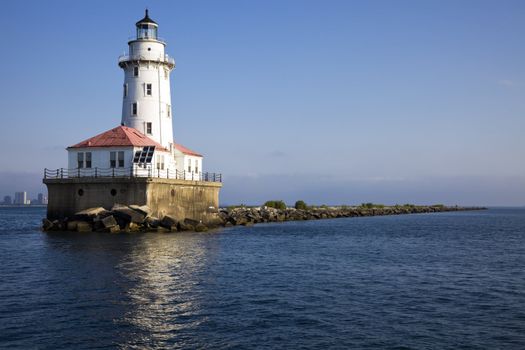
[85,152,92,168]
[188,160,191,173]
[132,102,138,116]
[167,104,171,118]
[118,151,125,167]
[156,154,165,170]
[195,159,199,174]
[77,152,84,168]
[146,122,152,135]
[110,152,116,168]
[123,84,128,98]
[110,151,125,168]
[133,66,139,77]
[146,83,152,96]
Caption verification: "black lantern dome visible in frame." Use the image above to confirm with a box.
[136,9,158,40]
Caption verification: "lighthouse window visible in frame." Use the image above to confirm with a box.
[85,152,92,168]
[123,84,128,98]
[146,122,152,134]
[132,103,138,116]
[133,66,139,77]
[167,104,171,117]
[146,84,152,96]
[77,152,84,168]
[164,69,168,79]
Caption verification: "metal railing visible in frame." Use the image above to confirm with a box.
[118,54,175,66]
[44,167,222,183]
[128,36,167,43]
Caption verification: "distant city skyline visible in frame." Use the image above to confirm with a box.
[1,191,47,206]
[1,0,524,206]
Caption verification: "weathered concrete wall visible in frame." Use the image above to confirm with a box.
[145,179,221,225]
[43,177,222,224]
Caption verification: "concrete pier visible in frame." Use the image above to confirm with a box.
[43,177,222,224]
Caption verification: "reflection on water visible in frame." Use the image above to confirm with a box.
[115,234,219,348]
[37,231,222,349]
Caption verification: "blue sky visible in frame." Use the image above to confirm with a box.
[1,0,524,205]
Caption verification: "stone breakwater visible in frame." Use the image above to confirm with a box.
[219,205,485,227]
[42,204,485,233]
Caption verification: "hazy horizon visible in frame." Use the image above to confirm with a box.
[1,0,524,206]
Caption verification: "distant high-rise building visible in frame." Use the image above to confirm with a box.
[3,195,12,205]
[36,193,48,205]
[14,192,28,205]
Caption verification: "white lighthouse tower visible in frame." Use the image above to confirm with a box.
[119,9,175,149]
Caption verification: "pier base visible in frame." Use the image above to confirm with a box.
[43,177,222,225]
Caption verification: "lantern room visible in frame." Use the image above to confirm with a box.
[136,9,158,40]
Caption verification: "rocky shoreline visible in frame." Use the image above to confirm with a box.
[42,204,486,233]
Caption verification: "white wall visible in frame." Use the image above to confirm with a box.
[67,146,179,177]
[173,150,203,180]
[67,147,134,170]
[120,38,175,150]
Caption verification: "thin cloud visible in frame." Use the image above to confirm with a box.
[497,79,519,87]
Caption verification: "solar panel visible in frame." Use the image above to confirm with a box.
[133,146,155,164]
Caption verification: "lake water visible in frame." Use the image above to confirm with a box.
[0,207,524,349]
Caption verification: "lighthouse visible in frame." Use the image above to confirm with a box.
[119,10,175,149]
[43,10,222,224]
[59,10,205,180]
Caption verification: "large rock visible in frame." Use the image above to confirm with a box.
[184,218,200,227]
[129,205,152,217]
[67,221,81,231]
[101,215,118,229]
[76,221,92,232]
[159,215,177,229]
[74,207,109,221]
[107,226,121,233]
[51,220,62,231]
[177,221,194,231]
[126,222,141,232]
[194,223,208,232]
[42,219,53,231]
[76,207,107,217]
[145,216,160,229]
[112,204,146,224]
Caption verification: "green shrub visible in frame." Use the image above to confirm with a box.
[360,202,385,209]
[264,200,287,210]
[294,200,308,210]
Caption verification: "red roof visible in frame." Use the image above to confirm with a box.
[174,143,202,157]
[68,125,168,151]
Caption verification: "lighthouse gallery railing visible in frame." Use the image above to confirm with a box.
[44,167,222,183]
